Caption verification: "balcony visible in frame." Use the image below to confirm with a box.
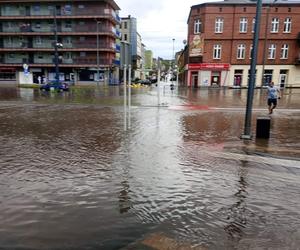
[73,58,112,65]
[0,10,119,24]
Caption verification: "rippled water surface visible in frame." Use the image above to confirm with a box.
[0,86,299,249]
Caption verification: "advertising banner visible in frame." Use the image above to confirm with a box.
[189,34,204,57]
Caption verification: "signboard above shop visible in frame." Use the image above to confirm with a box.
[188,63,230,70]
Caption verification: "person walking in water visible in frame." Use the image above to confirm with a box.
[267,81,281,114]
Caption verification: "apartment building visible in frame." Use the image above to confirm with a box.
[120,15,143,80]
[186,0,300,88]
[0,0,121,84]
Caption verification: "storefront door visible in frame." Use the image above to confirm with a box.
[192,72,198,88]
[211,71,220,86]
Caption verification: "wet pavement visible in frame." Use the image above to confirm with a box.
[0,84,299,250]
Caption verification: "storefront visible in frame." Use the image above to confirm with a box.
[187,63,230,88]
[0,67,16,82]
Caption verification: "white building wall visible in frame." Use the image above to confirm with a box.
[228,65,300,87]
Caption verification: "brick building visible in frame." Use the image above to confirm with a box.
[0,0,121,84]
[185,0,300,88]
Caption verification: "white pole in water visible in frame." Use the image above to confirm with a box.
[157,58,161,106]
[124,64,127,131]
[128,64,132,129]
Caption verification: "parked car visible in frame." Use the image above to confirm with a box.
[40,82,69,92]
[150,77,157,83]
[139,79,152,85]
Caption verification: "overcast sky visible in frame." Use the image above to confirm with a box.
[117,0,216,59]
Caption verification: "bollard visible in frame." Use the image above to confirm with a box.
[256,116,271,139]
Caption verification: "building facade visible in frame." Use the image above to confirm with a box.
[0,0,121,84]
[186,0,300,88]
[120,15,144,80]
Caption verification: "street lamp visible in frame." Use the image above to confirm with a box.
[241,0,262,139]
[53,7,60,87]
[172,38,175,84]
[96,20,101,86]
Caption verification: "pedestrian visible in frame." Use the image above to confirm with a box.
[266,81,281,114]
[37,76,41,84]
[42,76,47,84]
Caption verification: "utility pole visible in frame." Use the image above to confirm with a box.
[53,7,60,87]
[96,21,100,86]
[241,0,262,139]
[172,38,175,84]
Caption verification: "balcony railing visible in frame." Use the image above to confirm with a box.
[1,57,113,65]
[73,58,112,65]
[0,27,114,34]
[0,43,115,51]
[0,10,118,22]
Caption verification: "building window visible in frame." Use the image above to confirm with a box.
[7,37,13,45]
[239,17,248,33]
[79,21,85,25]
[65,20,72,28]
[252,18,255,33]
[243,7,247,12]
[78,4,85,9]
[80,52,86,57]
[263,69,273,85]
[283,18,291,33]
[33,5,40,12]
[271,17,279,33]
[268,44,276,59]
[219,7,222,12]
[35,22,41,29]
[215,17,223,33]
[281,44,289,59]
[288,7,291,12]
[36,36,42,45]
[79,36,85,42]
[194,19,202,34]
[237,44,246,59]
[124,34,127,41]
[65,52,72,59]
[124,22,127,29]
[249,44,253,59]
[213,44,221,59]
[65,36,72,44]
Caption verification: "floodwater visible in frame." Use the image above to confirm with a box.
[0,85,299,249]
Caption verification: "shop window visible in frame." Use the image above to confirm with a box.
[234,70,243,86]
[263,69,273,86]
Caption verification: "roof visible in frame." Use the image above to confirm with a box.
[0,0,120,10]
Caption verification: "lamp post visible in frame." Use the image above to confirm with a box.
[96,20,101,86]
[241,0,262,139]
[171,38,175,84]
[53,7,60,87]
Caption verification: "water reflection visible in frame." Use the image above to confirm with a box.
[119,180,132,214]
[224,161,248,244]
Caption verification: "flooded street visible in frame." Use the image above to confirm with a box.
[0,85,299,249]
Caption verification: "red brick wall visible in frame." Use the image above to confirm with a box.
[188,3,300,65]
